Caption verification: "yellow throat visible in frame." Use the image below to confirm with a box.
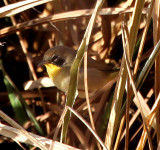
[44,64,62,82]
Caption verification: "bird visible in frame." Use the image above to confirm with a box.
[39,46,119,98]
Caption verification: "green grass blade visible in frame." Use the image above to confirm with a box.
[61,0,105,142]
[3,76,28,125]
[61,40,86,142]
[136,40,160,89]
[0,59,44,135]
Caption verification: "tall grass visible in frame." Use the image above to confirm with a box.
[0,0,159,150]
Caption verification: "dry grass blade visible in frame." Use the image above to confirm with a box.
[128,0,145,58]
[67,106,108,150]
[83,52,99,149]
[153,0,160,144]
[84,52,94,127]
[105,53,126,150]
[133,93,152,120]
[114,115,125,150]
[69,121,89,148]
[136,40,160,89]
[0,110,47,150]
[136,93,160,150]
[0,4,149,18]
[121,89,154,141]
[147,93,160,121]
[105,1,146,149]
[123,38,153,150]
[133,0,155,75]
[122,22,131,150]
[49,107,68,150]
[0,0,157,149]
[0,0,53,17]
[0,123,79,150]
[0,7,149,38]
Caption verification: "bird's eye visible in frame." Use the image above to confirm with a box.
[51,55,65,67]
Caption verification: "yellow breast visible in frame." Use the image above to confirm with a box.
[44,64,70,92]
[44,64,62,82]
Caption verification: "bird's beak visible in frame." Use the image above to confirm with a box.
[38,60,46,67]
[38,60,51,67]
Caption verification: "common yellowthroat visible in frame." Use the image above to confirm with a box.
[39,46,118,98]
